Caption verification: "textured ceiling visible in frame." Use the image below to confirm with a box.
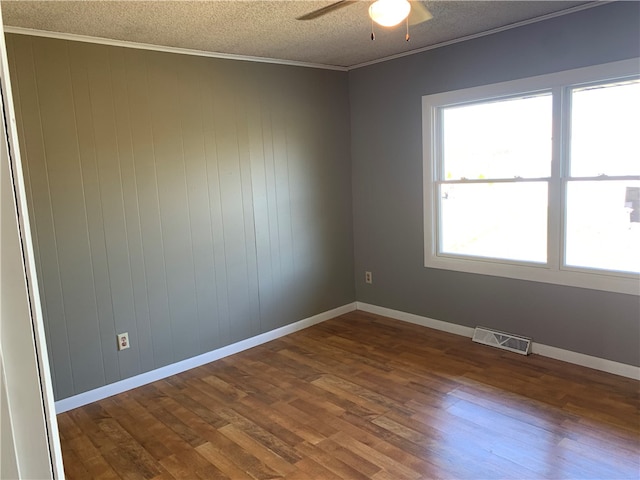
[1,0,597,69]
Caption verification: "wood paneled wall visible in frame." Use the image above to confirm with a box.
[6,34,354,401]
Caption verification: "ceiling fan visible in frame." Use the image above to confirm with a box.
[297,0,433,31]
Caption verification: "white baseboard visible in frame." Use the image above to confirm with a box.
[356,302,640,381]
[55,302,357,413]
[356,302,475,338]
[530,343,639,380]
[56,300,638,413]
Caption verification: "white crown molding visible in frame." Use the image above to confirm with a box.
[5,2,606,72]
[356,302,639,380]
[54,302,357,413]
[350,1,609,70]
[2,26,349,72]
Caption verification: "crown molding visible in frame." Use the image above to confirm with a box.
[2,26,349,72]
[350,1,608,70]
[2,2,608,72]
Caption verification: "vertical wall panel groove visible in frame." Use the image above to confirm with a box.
[7,34,354,400]
[202,65,229,349]
[107,46,144,378]
[260,93,283,332]
[137,50,174,367]
[122,48,152,368]
[235,64,260,338]
[26,37,73,398]
[193,61,221,353]
[210,67,232,345]
[116,47,154,373]
[247,91,270,335]
[177,56,207,354]
[6,37,59,394]
[65,42,110,386]
[34,37,105,394]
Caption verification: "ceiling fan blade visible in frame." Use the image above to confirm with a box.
[409,1,433,25]
[297,0,358,20]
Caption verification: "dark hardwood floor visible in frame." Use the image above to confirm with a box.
[57,310,640,479]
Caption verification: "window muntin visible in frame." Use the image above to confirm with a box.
[423,59,640,295]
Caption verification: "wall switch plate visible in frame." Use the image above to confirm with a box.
[117,332,130,351]
[365,271,373,284]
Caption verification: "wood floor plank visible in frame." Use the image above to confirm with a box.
[159,449,229,480]
[58,311,640,479]
[270,400,338,443]
[217,403,312,457]
[60,448,91,480]
[65,407,121,460]
[329,430,422,480]
[61,430,104,463]
[100,396,194,461]
[321,410,436,474]
[286,457,343,480]
[194,442,254,480]
[218,423,297,476]
[310,374,393,414]
[294,440,373,480]
[97,417,165,479]
[57,412,83,441]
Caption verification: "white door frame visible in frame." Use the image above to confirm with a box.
[0,5,65,478]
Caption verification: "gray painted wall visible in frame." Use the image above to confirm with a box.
[7,35,354,400]
[6,2,640,403]
[350,2,640,367]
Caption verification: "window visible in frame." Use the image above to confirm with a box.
[423,59,640,295]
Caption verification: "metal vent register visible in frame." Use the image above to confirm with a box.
[472,327,532,355]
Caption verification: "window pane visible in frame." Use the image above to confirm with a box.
[440,182,547,263]
[442,94,552,180]
[570,80,640,177]
[565,180,640,273]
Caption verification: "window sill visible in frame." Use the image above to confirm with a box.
[425,253,639,295]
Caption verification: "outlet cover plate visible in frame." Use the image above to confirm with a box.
[117,332,130,351]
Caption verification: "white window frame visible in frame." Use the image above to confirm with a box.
[423,58,640,296]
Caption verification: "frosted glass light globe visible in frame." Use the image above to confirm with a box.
[369,0,412,27]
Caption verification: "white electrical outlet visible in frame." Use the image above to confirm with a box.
[117,332,130,351]
[365,271,373,284]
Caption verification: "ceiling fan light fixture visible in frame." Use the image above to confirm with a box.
[368,0,411,27]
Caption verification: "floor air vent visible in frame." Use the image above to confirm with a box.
[472,327,532,355]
